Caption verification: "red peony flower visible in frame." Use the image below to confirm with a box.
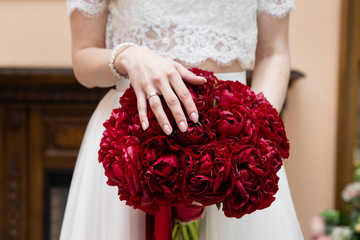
[180,141,234,205]
[141,136,183,204]
[98,68,290,219]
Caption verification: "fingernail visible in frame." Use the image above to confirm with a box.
[179,121,187,132]
[201,77,207,82]
[190,112,198,123]
[142,121,147,130]
[163,124,172,135]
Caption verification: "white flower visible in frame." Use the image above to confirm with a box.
[331,226,352,240]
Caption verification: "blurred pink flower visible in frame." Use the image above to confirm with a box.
[310,215,326,237]
[316,234,332,240]
[342,182,360,202]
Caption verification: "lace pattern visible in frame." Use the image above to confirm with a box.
[106,0,259,68]
[67,0,295,69]
[257,0,295,18]
[67,0,107,17]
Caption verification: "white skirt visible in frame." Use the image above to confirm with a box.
[60,72,304,240]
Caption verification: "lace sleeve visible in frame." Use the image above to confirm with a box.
[67,0,107,17]
[257,0,295,18]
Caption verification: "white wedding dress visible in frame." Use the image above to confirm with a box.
[60,1,304,239]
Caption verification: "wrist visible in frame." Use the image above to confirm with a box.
[109,43,138,80]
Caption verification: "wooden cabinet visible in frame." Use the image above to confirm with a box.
[0,68,108,240]
[0,68,303,240]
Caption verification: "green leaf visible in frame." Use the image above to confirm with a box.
[216,203,221,211]
[213,98,217,108]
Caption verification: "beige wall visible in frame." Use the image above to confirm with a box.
[0,0,342,239]
[0,0,71,67]
[285,0,341,239]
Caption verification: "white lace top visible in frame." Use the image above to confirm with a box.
[67,0,295,69]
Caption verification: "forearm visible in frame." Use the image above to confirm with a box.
[72,47,119,88]
[251,49,290,113]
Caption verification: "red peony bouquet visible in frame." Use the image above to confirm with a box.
[98,68,289,220]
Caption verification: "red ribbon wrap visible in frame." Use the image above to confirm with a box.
[146,204,204,240]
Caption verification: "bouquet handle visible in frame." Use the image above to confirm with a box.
[146,206,172,240]
[146,205,204,240]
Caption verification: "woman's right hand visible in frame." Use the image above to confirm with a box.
[114,46,207,135]
[69,10,206,135]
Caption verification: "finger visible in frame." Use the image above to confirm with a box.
[136,90,149,130]
[158,84,189,132]
[148,94,173,135]
[168,75,199,123]
[174,62,207,85]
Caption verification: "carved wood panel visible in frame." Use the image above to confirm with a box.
[0,68,105,240]
[0,106,27,240]
[28,105,94,240]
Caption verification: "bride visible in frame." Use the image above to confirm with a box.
[60,0,304,239]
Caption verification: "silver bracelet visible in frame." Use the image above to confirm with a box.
[109,43,138,81]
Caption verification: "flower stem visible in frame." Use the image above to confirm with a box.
[195,218,200,233]
[173,228,181,240]
[172,222,181,240]
[181,224,191,240]
[188,222,199,240]
[173,218,201,240]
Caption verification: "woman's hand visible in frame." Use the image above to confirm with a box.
[69,10,206,134]
[115,46,207,135]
